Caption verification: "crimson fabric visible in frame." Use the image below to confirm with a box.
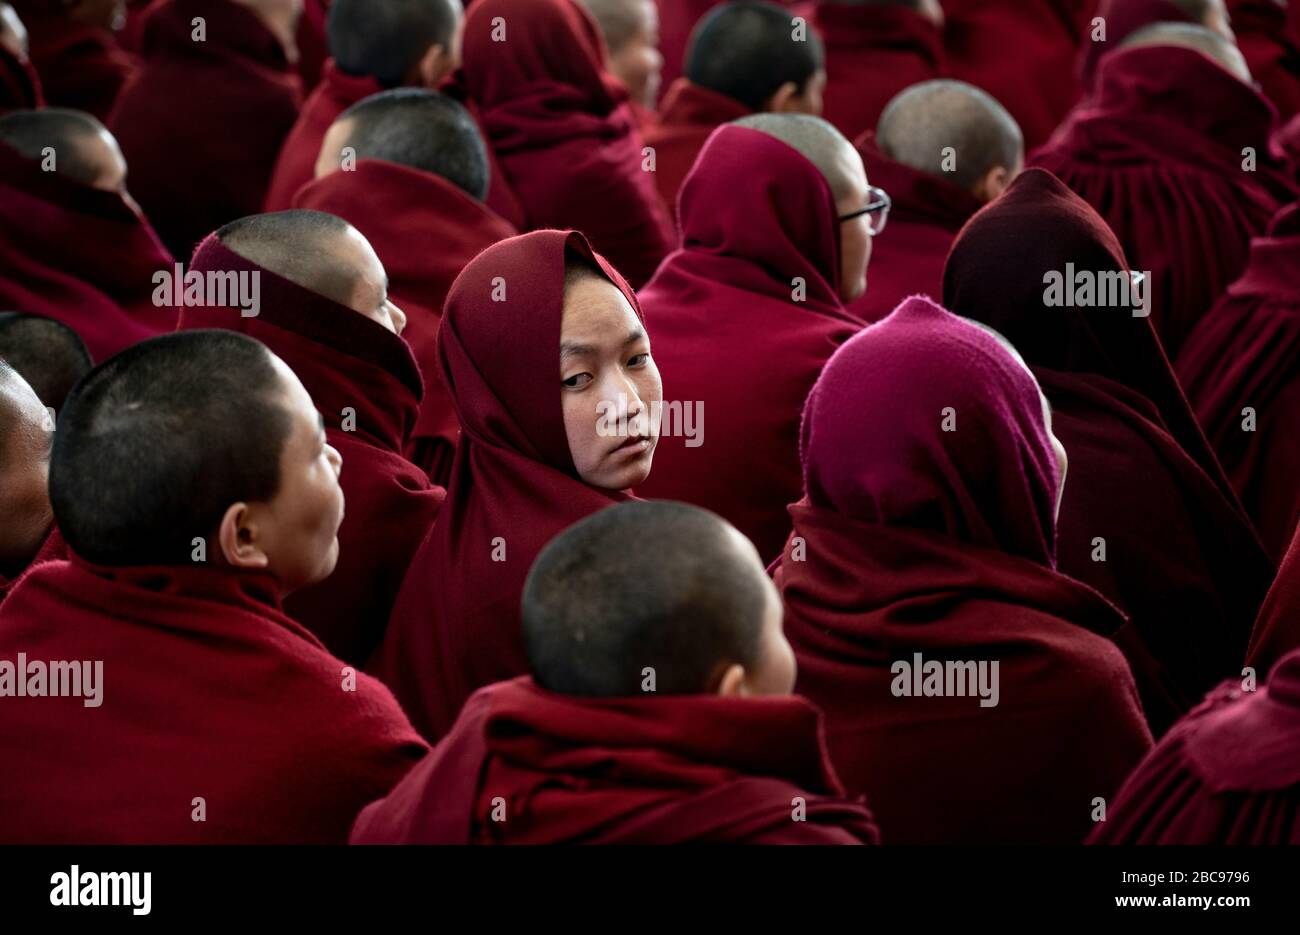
[846,130,982,323]
[1177,203,1300,561]
[1247,519,1300,676]
[1231,0,1300,121]
[1089,660,1300,844]
[109,0,302,261]
[1032,45,1297,357]
[943,168,1275,731]
[16,1,136,120]
[293,160,519,484]
[371,230,640,741]
[636,124,862,562]
[1076,0,1193,93]
[775,296,1152,844]
[656,0,728,92]
[460,0,673,288]
[0,44,43,113]
[263,59,383,212]
[944,0,1094,149]
[0,525,64,606]
[0,557,427,843]
[1281,114,1300,181]
[179,234,443,665]
[117,0,155,52]
[352,676,880,844]
[642,77,750,217]
[811,1,946,142]
[294,0,330,91]
[435,69,531,230]
[0,143,175,362]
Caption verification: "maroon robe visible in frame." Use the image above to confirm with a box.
[1230,0,1300,121]
[0,557,428,843]
[641,77,750,217]
[351,676,879,844]
[1076,0,1193,94]
[1247,520,1300,675]
[1176,203,1300,561]
[0,142,176,362]
[0,43,43,113]
[16,0,136,120]
[636,124,862,562]
[109,0,302,261]
[1032,45,1297,357]
[0,525,64,606]
[293,159,518,484]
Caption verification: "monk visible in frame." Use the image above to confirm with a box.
[14,0,134,120]
[0,3,42,113]
[636,115,871,562]
[1229,0,1300,120]
[776,295,1153,844]
[644,1,825,214]
[0,108,176,361]
[577,0,662,116]
[1033,23,1298,356]
[371,229,662,741]
[0,312,92,410]
[353,500,880,844]
[1176,203,1300,561]
[264,0,463,211]
[849,79,1021,322]
[459,0,673,287]
[944,168,1276,733]
[298,89,516,484]
[0,330,429,843]
[178,210,445,666]
[810,0,946,142]
[0,361,61,606]
[1076,0,1225,94]
[108,0,303,260]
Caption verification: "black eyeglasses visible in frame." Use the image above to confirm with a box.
[839,186,891,236]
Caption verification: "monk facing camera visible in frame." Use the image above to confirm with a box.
[353,499,879,844]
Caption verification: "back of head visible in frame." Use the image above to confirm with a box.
[0,312,92,411]
[1120,21,1251,82]
[328,0,461,87]
[50,331,292,566]
[731,112,857,201]
[577,0,645,53]
[216,209,359,308]
[522,500,769,696]
[0,107,118,188]
[686,1,823,111]
[332,89,489,200]
[877,80,1023,193]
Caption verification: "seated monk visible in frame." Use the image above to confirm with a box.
[1076,0,1226,95]
[0,330,428,843]
[775,295,1153,844]
[0,312,92,410]
[577,0,663,122]
[263,0,464,211]
[636,114,871,562]
[353,500,880,844]
[644,1,825,214]
[0,3,43,113]
[298,89,517,484]
[14,0,134,120]
[849,78,1021,322]
[371,230,662,741]
[0,108,175,361]
[1229,0,1300,121]
[179,210,445,666]
[0,360,62,605]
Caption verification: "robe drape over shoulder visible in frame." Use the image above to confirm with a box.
[351,676,880,844]
[641,77,750,216]
[178,235,445,666]
[15,0,136,120]
[1229,0,1300,122]
[1032,45,1298,357]
[943,169,1275,732]
[0,525,64,607]
[1246,517,1300,676]
[294,160,518,484]
[635,124,862,563]
[775,296,1152,844]
[1075,0,1192,94]
[459,0,674,288]
[1176,203,1300,561]
[370,230,639,742]
[0,558,428,843]
[109,0,302,261]
[0,142,176,362]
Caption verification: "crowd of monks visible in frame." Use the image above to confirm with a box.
[2,0,1300,845]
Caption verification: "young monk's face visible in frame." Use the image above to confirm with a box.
[560,270,662,493]
[716,527,797,697]
[834,143,873,303]
[606,0,662,110]
[328,226,409,336]
[0,369,54,575]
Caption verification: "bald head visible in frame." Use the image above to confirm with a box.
[0,3,29,60]
[0,313,92,412]
[878,80,1023,199]
[0,359,54,573]
[1121,22,1251,82]
[731,112,862,202]
[687,2,824,113]
[328,0,462,88]
[0,108,127,192]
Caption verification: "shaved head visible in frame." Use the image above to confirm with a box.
[686,1,824,112]
[878,80,1023,195]
[731,112,862,202]
[0,3,29,60]
[1121,22,1251,82]
[0,108,127,191]
[0,313,93,411]
[577,0,648,52]
[0,359,54,574]
[328,0,462,87]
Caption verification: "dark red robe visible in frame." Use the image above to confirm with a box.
[351,676,880,844]
[1230,0,1300,121]
[0,558,428,843]
[1247,520,1300,676]
[1075,0,1192,94]
[0,525,64,607]
[15,0,136,121]
[0,43,42,113]
[641,77,750,217]
[179,235,445,666]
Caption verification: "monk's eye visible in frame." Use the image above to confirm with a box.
[628,354,649,367]
[563,373,593,388]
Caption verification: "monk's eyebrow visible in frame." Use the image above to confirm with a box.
[625,327,646,345]
[560,340,597,359]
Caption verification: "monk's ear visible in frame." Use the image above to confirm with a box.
[763,81,802,114]
[713,663,748,698]
[972,165,1013,204]
[415,43,454,89]
[217,502,271,570]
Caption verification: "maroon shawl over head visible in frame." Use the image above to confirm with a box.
[641,77,751,216]
[370,230,639,741]
[1076,0,1194,93]
[179,234,445,665]
[635,123,863,562]
[352,676,880,844]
